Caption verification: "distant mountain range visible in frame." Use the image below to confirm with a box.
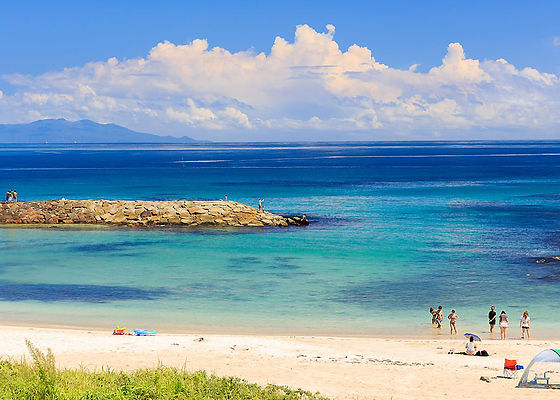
[0,119,197,143]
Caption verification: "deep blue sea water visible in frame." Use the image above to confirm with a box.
[1,141,560,336]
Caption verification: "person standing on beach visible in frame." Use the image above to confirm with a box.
[448,309,458,334]
[435,305,443,328]
[488,306,497,333]
[520,311,530,339]
[499,310,509,340]
[225,194,228,201]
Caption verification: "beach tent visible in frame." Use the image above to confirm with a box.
[517,349,560,389]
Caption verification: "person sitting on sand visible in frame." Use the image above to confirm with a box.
[499,310,509,340]
[435,305,443,328]
[465,336,477,355]
[448,309,458,335]
[520,310,530,339]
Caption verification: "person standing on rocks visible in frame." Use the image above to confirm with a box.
[225,194,228,201]
[258,198,264,212]
[5,190,10,202]
[12,190,17,202]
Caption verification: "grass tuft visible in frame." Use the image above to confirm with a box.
[0,341,329,400]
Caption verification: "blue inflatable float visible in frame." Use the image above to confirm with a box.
[133,329,157,336]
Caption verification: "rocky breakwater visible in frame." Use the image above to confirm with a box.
[0,200,309,227]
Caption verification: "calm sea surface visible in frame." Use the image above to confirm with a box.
[1,142,560,336]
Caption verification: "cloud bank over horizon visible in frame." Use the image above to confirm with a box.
[0,24,558,140]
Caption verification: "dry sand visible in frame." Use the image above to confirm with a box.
[1,325,559,399]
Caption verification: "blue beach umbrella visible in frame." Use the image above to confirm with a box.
[464,333,481,341]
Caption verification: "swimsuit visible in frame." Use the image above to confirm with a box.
[466,342,476,353]
[488,311,496,325]
[499,314,508,327]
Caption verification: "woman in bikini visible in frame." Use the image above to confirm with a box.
[448,309,458,335]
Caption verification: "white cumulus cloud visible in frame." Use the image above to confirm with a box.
[0,24,558,140]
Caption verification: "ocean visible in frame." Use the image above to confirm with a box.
[1,141,560,336]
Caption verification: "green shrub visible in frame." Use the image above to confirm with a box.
[0,342,328,400]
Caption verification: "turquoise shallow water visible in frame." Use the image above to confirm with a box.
[1,142,560,336]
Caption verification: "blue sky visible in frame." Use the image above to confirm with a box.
[0,1,559,140]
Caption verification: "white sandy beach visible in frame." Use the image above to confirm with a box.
[1,325,559,399]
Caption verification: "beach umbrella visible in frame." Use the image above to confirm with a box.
[464,333,481,341]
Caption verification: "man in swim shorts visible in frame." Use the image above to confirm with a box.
[488,306,496,333]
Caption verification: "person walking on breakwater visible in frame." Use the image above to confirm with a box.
[520,310,530,339]
[448,309,458,335]
[5,190,15,202]
[499,310,509,340]
[488,305,497,333]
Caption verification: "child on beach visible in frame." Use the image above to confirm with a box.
[435,306,443,328]
[448,310,458,335]
[499,311,509,340]
[520,311,530,339]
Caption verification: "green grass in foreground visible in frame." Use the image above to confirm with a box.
[0,340,328,400]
